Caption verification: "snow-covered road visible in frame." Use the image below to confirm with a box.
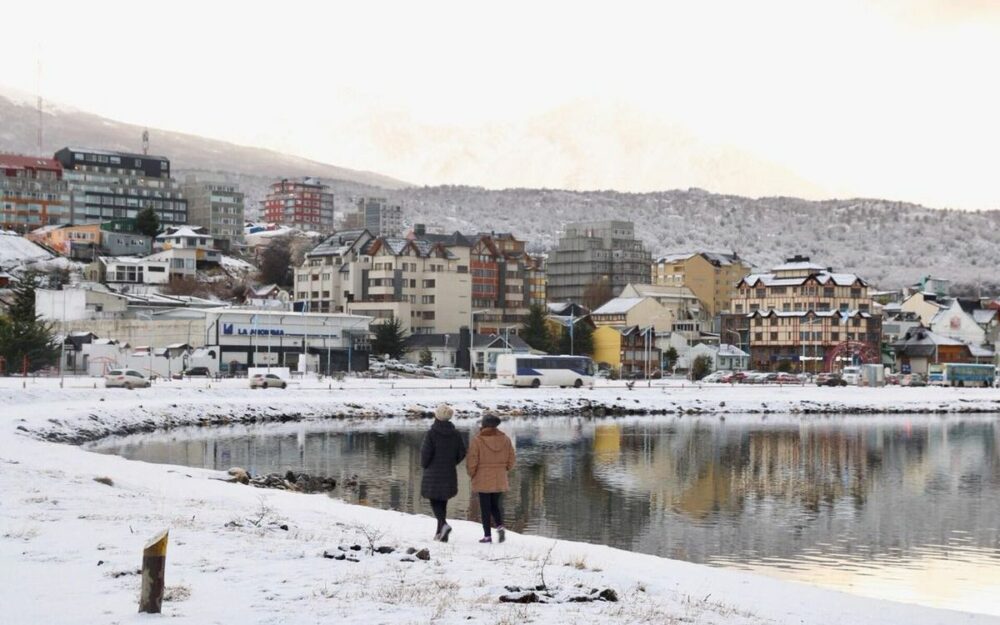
[1,377,998,624]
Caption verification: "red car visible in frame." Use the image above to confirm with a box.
[774,372,800,384]
[721,371,747,383]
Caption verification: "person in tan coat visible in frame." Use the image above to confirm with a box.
[466,415,516,543]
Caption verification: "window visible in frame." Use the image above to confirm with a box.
[770,332,778,340]
[782,303,791,311]
[423,279,436,288]
[754,332,763,341]
[824,287,835,297]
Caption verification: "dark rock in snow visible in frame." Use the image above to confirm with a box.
[499,592,540,604]
[415,548,430,561]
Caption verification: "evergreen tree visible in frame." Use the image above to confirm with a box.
[0,275,59,373]
[135,207,161,238]
[520,303,554,353]
[557,320,594,356]
[372,316,407,360]
[664,346,679,371]
[258,236,294,287]
[691,355,713,381]
[419,347,433,366]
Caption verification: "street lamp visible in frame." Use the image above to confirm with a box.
[469,309,489,388]
[800,316,822,374]
[723,329,743,371]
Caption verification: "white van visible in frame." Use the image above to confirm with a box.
[841,366,862,386]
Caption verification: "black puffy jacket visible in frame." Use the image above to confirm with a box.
[420,420,467,501]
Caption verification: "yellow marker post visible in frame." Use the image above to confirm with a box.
[139,529,169,613]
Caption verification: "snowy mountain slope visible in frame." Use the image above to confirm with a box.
[0,93,409,189]
[232,179,1000,289]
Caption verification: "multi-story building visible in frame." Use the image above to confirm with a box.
[546,220,651,303]
[54,147,187,227]
[341,197,403,236]
[467,232,547,334]
[182,174,245,251]
[0,154,70,231]
[652,251,750,317]
[729,255,880,371]
[27,222,151,260]
[263,178,334,230]
[294,229,471,334]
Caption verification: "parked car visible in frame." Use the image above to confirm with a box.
[774,372,800,384]
[700,371,727,383]
[721,371,747,383]
[183,366,211,378]
[840,366,862,385]
[816,372,848,387]
[900,372,926,387]
[419,365,437,376]
[437,367,466,379]
[400,363,419,374]
[369,361,386,373]
[250,373,287,389]
[105,369,151,389]
[742,372,770,384]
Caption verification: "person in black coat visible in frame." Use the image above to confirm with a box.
[420,403,466,542]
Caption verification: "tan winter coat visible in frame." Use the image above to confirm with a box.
[466,427,515,493]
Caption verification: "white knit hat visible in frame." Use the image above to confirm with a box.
[435,404,455,421]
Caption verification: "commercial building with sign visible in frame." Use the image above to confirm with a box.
[200,309,371,373]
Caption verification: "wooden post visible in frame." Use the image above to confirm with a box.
[139,529,169,613]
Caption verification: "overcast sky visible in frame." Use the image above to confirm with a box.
[2,0,998,209]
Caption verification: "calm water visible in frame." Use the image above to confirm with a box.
[88,415,1000,616]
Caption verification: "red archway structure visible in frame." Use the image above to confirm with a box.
[823,341,880,372]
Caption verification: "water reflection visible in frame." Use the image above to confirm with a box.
[89,415,1000,616]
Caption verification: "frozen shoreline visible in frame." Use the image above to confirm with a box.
[2,378,999,624]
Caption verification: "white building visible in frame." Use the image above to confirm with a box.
[929,299,987,346]
[95,256,171,285]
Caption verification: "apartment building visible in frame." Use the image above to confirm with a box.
[547,220,651,303]
[54,147,187,227]
[468,232,547,334]
[652,251,750,317]
[728,255,880,371]
[0,154,70,231]
[263,178,334,230]
[182,174,245,251]
[341,197,403,236]
[294,230,471,334]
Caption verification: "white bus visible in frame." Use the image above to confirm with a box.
[496,354,596,388]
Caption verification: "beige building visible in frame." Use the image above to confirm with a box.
[294,230,471,334]
[652,252,750,317]
[591,297,676,330]
[729,255,880,371]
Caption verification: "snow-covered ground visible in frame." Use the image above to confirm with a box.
[2,377,999,624]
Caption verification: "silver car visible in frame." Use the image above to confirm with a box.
[250,373,287,389]
[105,369,151,389]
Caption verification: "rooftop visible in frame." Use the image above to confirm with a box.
[592,297,646,316]
[0,154,62,171]
[59,146,170,162]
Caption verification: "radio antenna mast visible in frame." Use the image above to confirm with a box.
[36,55,43,155]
